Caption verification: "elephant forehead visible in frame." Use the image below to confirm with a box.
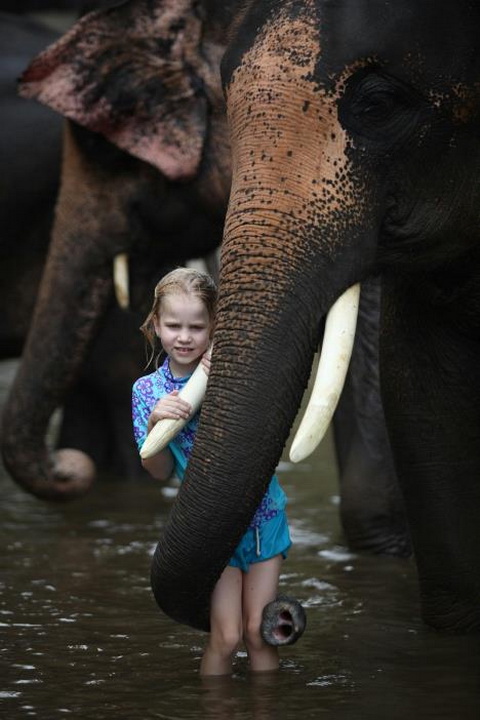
[319,0,480,115]
[226,0,480,115]
[227,1,320,83]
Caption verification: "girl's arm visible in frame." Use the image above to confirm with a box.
[141,390,192,481]
[141,447,174,481]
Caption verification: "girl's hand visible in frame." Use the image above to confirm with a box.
[147,390,191,433]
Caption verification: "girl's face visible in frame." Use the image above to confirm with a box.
[154,292,211,377]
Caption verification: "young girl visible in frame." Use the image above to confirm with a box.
[132,267,291,676]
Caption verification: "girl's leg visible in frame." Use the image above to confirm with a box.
[242,555,283,673]
[200,565,243,676]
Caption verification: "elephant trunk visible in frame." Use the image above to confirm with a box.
[1,268,113,501]
[1,123,129,501]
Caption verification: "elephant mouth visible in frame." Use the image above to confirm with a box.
[140,285,360,461]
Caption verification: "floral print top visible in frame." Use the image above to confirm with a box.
[132,357,286,529]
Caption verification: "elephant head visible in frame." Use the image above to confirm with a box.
[1,0,236,500]
[151,0,480,633]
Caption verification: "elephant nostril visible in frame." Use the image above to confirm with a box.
[54,448,95,480]
[278,610,294,636]
[276,615,294,640]
[261,596,307,646]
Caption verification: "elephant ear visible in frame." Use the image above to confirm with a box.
[18,0,208,180]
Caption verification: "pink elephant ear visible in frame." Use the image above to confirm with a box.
[19,0,207,180]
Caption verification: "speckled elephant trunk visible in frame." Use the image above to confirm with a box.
[151,9,368,632]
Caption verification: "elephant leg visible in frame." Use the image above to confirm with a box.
[58,384,144,479]
[381,276,480,631]
[57,384,109,470]
[333,278,411,556]
[57,302,147,479]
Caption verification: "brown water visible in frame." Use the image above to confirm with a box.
[1,358,479,720]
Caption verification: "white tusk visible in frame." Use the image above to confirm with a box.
[185,257,209,273]
[113,253,129,309]
[289,283,361,464]
[140,352,210,459]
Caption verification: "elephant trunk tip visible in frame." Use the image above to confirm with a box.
[49,448,96,500]
[260,595,307,646]
[3,446,97,502]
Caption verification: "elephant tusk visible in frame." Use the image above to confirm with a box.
[113,253,129,309]
[185,257,209,273]
[140,352,210,459]
[289,283,361,464]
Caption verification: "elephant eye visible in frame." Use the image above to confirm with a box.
[338,69,425,144]
[356,89,396,122]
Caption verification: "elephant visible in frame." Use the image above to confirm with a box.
[149,0,480,636]
[1,0,233,500]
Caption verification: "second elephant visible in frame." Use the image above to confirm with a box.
[1,0,231,500]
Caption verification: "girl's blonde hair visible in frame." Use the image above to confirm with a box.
[140,266,217,367]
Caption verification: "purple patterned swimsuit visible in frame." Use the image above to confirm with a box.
[132,356,198,472]
[132,357,291,569]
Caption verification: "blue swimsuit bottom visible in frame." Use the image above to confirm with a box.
[228,510,291,573]
[170,442,291,573]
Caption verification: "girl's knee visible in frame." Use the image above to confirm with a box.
[243,615,263,651]
[210,623,242,657]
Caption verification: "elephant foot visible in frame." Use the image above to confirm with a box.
[49,448,96,500]
[260,595,307,646]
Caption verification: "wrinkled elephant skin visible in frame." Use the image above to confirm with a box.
[151,0,480,634]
